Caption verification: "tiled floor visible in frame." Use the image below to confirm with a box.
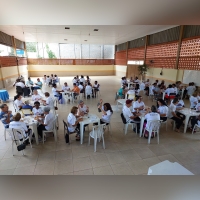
[1,76,200,175]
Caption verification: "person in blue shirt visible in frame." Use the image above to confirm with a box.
[32,78,43,91]
[26,77,34,86]
[0,104,13,128]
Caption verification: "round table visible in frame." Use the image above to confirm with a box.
[0,90,9,102]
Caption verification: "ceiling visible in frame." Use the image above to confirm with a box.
[0,25,177,45]
[0,0,199,45]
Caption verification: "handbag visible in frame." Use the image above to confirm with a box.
[12,129,26,151]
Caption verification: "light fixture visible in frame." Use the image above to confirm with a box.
[64,39,67,41]
[65,27,70,29]
[84,40,87,41]
[94,29,99,31]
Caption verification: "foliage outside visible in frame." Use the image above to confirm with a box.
[138,64,149,75]
[45,44,56,58]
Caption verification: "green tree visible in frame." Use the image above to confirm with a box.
[45,44,56,58]
[26,42,37,52]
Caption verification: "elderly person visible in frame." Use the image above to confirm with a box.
[26,77,34,86]
[67,106,83,141]
[31,89,42,102]
[77,100,89,116]
[52,83,63,103]
[32,101,44,116]
[71,83,80,99]
[122,99,141,133]
[37,107,55,141]
[22,100,33,111]
[9,113,32,143]
[0,104,13,128]
[96,99,113,125]
[62,82,70,91]
[42,92,54,108]
[14,94,24,110]
[132,96,145,112]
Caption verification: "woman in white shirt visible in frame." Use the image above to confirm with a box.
[190,91,198,109]
[97,99,113,125]
[9,113,32,142]
[31,90,42,102]
[37,107,55,141]
[86,76,91,83]
[14,94,24,110]
[168,98,184,132]
[144,105,160,138]
[85,82,93,98]
[79,75,85,84]
[78,82,84,94]
[42,92,54,108]
[157,99,168,122]
[67,106,83,141]
[32,101,44,116]
[133,96,145,112]
[93,81,100,98]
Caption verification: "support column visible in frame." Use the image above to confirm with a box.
[144,35,149,64]
[126,41,129,77]
[12,36,20,77]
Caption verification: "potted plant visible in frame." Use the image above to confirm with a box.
[138,64,149,81]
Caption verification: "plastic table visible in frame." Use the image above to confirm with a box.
[0,90,9,102]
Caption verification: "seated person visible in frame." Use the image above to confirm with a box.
[52,83,63,103]
[122,99,141,133]
[71,83,80,98]
[37,107,55,141]
[93,81,100,97]
[53,74,59,84]
[134,77,140,84]
[117,86,126,99]
[96,99,113,125]
[165,84,176,98]
[0,104,13,128]
[72,77,77,84]
[191,115,200,132]
[127,88,135,100]
[67,106,83,141]
[62,82,70,91]
[129,77,134,82]
[157,99,168,122]
[15,79,25,88]
[14,94,24,110]
[132,96,145,112]
[32,78,43,91]
[85,82,93,98]
[22,100,33,111]
[86,76,91,83]
[190,91,198,109]
[144,79,150,96]
[32,101,44,116]
[42,92,54,108]
[42,75,47,84]
[195,99,200,111]
[79,75,85,85]
[77,100,89,116]
[168,98,184,132]
[31,89,42,102]
[144,105,160,138]
[78,82,84,94]
[46,76,52,86]
[26,77,34,86]
[9,113,32,143]
[135,84,140,98]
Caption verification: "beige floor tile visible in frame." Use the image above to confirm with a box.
[143,157,161,167]
[128,160,149,175]
[0,157,21,170]
[34,162,55,175]
[56,142,71,151]
[37,152,56,165]
[54,160,73,175]
[90,154,110,168]
[106,152,126,165]
[93,165,114,175]
[72,146,89,159]
[158,154,180,163]
[17,155,38,168]
[134,147,156,159]
[73,157,92,172]
[111,163,134,175]
[0,169,15,175]
[148,145,169,156]
[120,149,142,162]
[74,169,94,175]
[55,149,72,161]
[13,165,36,175]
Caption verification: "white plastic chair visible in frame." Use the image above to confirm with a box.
[88,124,106,152]
[85,91,92,100]
[9,128,32,156]
[143,120,162,144]
[139,83,145,95]
[62,92,73,104]
[42,115,58,144]
[192,124,200,134]
[13,101,19,112]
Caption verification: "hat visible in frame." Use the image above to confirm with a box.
[78,100,84,104]
[126,99,133,104]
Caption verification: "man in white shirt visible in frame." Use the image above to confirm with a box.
[122,99,141,133]
[62,82,70,91]
[79,75,85,84]
[168,98,184,132]
[31,90,42,102]
[14,94,24,110]
[32,101,44,116]
[132,96,145,112]
[15,80,25,88]
[78,82,84,93]
[42,92,54,108]
[77,100,89,116]
[37,107,55,140]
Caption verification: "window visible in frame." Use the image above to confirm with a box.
[43,43,59,59]
[26,42,37,58]
[89,44,102,59]
[103,45,114,59]
[16,49,26,57]
[60,44,75,59]
[0,44,15,56]
[127,60,144,65]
